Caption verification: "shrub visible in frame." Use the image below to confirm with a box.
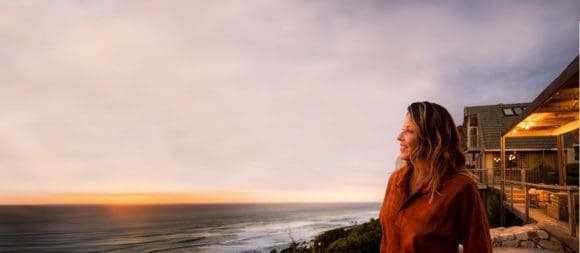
[280,218,382,253]
[566,162,579,185]
[325,219,381,253]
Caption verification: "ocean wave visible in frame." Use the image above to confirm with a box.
[0,203,379,252]
[174,237,206,244]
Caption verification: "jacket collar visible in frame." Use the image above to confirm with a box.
[395,165,412,188]
[394,164,429,194]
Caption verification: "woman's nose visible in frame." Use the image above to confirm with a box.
[396,132,403,141]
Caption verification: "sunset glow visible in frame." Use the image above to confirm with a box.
[0,191,380,205]
[1,1,577,207]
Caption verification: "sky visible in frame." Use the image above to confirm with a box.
[0,0,579,204]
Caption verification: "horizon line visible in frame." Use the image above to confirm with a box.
[0,201,382,206]
[0,191,382,205]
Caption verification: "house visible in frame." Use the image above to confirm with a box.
[460,103,577,184]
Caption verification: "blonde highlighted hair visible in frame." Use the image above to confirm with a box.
[406,101,474,200]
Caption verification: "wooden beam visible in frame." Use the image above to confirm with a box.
[516,118,577,128]
[500,136,506,227]
[551,119,580,136]
[536,106,579,114]
[505,129,556,137]
[520,112,578,122]
[508,118,579,137]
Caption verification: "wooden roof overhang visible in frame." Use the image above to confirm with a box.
[503,56,579,138]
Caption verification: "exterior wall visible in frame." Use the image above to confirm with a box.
[470,149,571,184]
[468,146,577,167]
[480,151,558,170]
[527,152,556,170]
[483,152,499,170]
[565,147,577,164]
[485,153,496,170]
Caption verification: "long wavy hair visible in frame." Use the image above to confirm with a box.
[406,101,473,201]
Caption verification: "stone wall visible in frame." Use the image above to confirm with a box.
[490,224,575,252]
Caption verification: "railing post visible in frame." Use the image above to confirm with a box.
[567,188,576,237]
[522,169,526,184]
[500,136,506,227]
[557,135,566,185]
[524,184,529,224]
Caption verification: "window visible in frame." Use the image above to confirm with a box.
[468,128,478,147]
[493,156,501,175]
[468,115,478,127]
[507,152,518,168]
[467,115,478,148]
[503,108,514,116]
[513,107,523,115]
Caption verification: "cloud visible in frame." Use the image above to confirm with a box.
[0,1,578,201]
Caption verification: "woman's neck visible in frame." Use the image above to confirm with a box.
[412,159,429,176]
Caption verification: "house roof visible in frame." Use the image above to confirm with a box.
[503,56,579,137]
[463,103,575,150]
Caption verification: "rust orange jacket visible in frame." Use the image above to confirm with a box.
[379,165,492,253]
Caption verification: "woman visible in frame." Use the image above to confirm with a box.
[379,101,492,253]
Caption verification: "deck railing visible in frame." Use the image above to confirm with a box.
[502,168,550,184]
[502,179,579,237]
[466,168,535,186]
[467,168,579,237]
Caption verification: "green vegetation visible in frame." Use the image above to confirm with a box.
[274,218,381,253]
[323,219,381,253]
[535,163,557,184]
[534,162,579,185]
[566,162,579,186]
[485,190,523,228]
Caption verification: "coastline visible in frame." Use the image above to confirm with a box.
[273,218,380,253]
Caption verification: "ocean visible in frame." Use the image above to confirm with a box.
[0,202,380,253]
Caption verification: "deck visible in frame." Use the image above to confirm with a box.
[488,185,579,252]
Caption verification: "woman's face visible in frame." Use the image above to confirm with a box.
[397,114,419,161]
